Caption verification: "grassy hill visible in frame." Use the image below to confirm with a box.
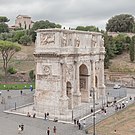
[0,44,135,81]
[108,52,135,74]
[0,45,35,82]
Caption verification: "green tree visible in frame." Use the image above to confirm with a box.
[31,20,62,42]
[0,23,9,33]
[0,32,13,41]
[0,16,9,33]
[113,34,126,55]
[29,70,35,81]
[76,25,99,32]
[106,14,135,32]
[76,26,86,31]
[129,36,135,62]
[0,16,9,23]
[0,40,21,81]
[19,35,32,45]
[12,30,25,43]
[104,33,117,68]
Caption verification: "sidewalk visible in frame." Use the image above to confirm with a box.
[79,96,135,132]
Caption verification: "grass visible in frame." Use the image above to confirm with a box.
[0,83,35,90]
[88,103,135,135]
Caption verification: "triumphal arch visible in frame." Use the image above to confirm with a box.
[34,29,105,119]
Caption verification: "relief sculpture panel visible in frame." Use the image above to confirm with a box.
[75,37,80,47]
[42,65,52,75]
[91,35,97,47]
[61,33,67,46]
[66,64,74,80]
[40,33,55,45]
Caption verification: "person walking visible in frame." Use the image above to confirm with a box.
[53,126,56,135]
[20,90,23,95]
[18,125,22,134]
[78,122,81,130]
[46,127,50,135]
[44,113,47,120]
[21,123,24,132]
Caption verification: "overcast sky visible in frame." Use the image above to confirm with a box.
[1,0,135,30]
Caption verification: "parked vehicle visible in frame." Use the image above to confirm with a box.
[113,84,121,89]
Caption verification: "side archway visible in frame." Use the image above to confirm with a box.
[79,64,89,102]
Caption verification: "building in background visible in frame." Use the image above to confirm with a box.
[15,15,34,29]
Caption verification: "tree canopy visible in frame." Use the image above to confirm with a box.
[31,20,61,30]
[0,16,9,33]
[0,16,9,23]
[106,14,135,32]
[0,40,21,81]
[76,25,99,32]
[30,20,62,42]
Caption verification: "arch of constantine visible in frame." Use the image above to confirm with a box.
[34,29,105,120]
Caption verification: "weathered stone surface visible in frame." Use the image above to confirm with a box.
[34,29,105,120]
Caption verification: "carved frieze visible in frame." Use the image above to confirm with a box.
[40,33,55,45]
[91,35,97,47]
[75,37,80,47]
[42,65,51,75]
[61,33,67,46]
[101,37,104,47]
[66,64,74,80]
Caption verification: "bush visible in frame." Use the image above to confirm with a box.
[29,70,35,81]
[8,67,17,74]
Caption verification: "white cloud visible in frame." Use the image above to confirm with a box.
[0,0,135,30]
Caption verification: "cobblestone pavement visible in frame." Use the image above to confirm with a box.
[0,112,86,135]
[0,87,135,135]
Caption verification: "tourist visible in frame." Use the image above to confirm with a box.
[33,113,36,118]
[18,125,22,134]
[104,109,107,115]
[21,123,24,132]
[74,119,76,125]
[44,113,47,120]
[27,112,31,117]
[114,129,117,134]
[20,90,23,95]
[78,122,81,130]
[53,126,56,135]
[47,112,49,120]
[46,127,50,135]
[77,119,79,126]
[91,108,93,113]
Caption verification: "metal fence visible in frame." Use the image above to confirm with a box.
[0,90,34,111]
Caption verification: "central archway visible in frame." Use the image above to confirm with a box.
[79,64,89,102]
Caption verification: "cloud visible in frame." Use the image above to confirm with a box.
[1,0,135,29]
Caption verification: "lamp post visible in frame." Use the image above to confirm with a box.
[91,87,96,135]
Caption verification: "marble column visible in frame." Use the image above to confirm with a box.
[59,60,68,114]
[73,60,81,106]
[91,59,97,99]
[99,55,106,105]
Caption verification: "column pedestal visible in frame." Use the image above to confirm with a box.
[73,92,81,106]
[59,96,69,115]
[99,84,106,106]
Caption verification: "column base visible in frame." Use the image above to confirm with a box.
[59,96,69,115]
[99,84,106,105]
[73,92,81,107]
